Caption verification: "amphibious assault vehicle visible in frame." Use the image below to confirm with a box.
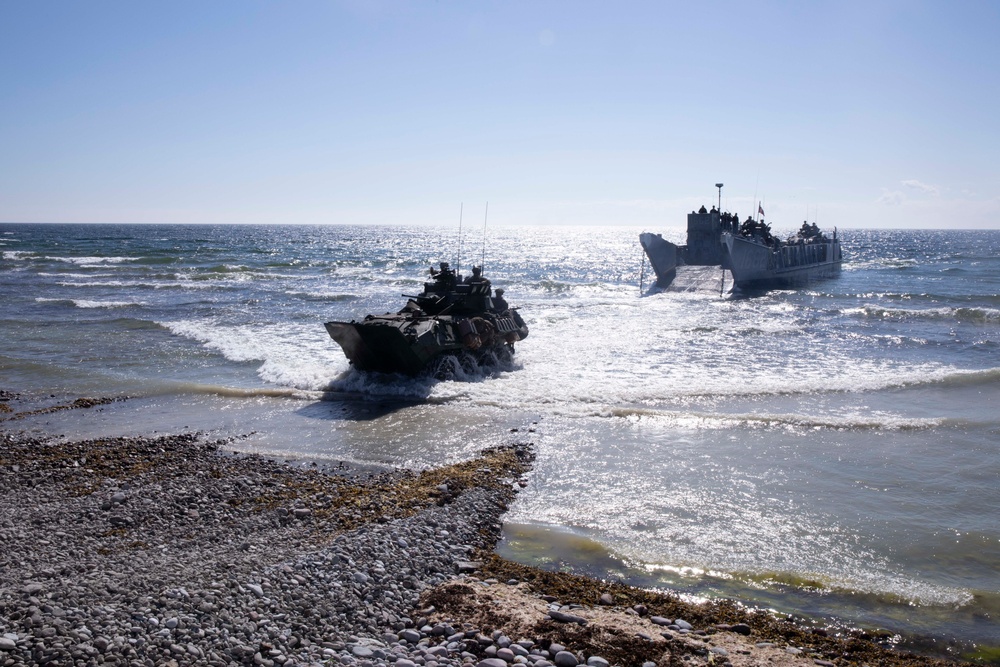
[325,263,528,377]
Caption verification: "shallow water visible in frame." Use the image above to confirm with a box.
[2,222,999,656]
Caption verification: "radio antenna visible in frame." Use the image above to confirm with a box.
[456,203,463,276]
[480,201,489,272]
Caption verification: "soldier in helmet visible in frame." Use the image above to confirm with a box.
[492,288,509,313]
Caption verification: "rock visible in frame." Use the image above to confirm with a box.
[548,610,587,625]
[710,647,729,657]
[553,651,578,667]
[598,593,614,605]
[730,623,752,636]
[586,658,609,667]
[455,560,482,573]
[0,637,16,651]
[650,616,672,626]
[674,619,693,630]
[477,660,509,667]
[247,584,265,599]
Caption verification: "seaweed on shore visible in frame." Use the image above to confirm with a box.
[456,555,971,667]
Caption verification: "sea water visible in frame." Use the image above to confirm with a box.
[2,222,998,658]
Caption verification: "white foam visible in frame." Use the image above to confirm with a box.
[73,299,145,309]
[44,255,134,265]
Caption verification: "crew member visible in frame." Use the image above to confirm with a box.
[492,288,509,313]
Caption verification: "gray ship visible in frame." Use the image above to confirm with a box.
[640,190,843,291]
[325,263,528,377]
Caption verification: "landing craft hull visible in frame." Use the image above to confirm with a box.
[722,232,842,290]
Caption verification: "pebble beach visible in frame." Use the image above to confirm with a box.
[0,393,974,667]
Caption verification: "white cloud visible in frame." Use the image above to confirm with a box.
[877,189,905,206]
[901,179,939,196]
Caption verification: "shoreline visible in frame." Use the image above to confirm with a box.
[0,393,979,667]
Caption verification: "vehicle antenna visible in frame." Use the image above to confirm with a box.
[457,202,463,277]
[481,201,489,273]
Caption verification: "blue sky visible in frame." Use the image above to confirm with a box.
[2,1,998,229]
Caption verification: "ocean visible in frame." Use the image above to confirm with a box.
[2,222,998,659]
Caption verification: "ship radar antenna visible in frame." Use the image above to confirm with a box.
[715,183,723,212]
[456,203,463,277]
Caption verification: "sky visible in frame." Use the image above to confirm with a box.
[2,1,999,229]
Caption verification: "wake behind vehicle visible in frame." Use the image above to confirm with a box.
[325,263,528,377]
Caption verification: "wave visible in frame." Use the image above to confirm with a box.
[288,291,361,303]
[56,279,221,290]
[145,381,312,400]
[844,305,1000,323]
[503,522,976,612]
[35,297,145,309]
[598,406,977,431]
[43,255,135,265]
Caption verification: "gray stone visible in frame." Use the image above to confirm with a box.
[0,637,16,651]
[586,658,609,667]
[674,619,693,630]
[478,660,510,667]
[553,651,578,667]
[650,616,672,626]
[730,623,752,636]
[547,610,587,625]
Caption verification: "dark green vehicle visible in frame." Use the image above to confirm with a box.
[325,263,528,377]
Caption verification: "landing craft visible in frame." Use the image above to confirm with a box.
[640,186,843,292]
[325,263,528,377]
